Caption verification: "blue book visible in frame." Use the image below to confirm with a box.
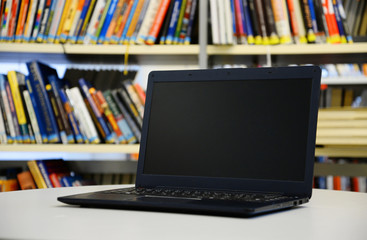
[184,0,197,44]
[242,0,254,43]
[98,0,119,44]
[37,160,54,188]
[78,78,114,143]
[26,61,60,143]
[307,0,318,34]
[165,0,182,44]
[119,0,139,43]
[70,0,92,43]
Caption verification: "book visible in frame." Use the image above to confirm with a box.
[23,0,39,42]
[123,0,145,44]
[248,0,262,44]
[0,74,16,143]
[217,0,227,44]
[7,71,30,143]
[254,0,268,44]
[145,0,171,45]
[36,0,52,42]
[209,0,219,44]
[323,0,340,43]
[130,0,150,43]
[84,0,105,44]
[136,0,159,44]
[17,171,37,190]
[7,0,20,42]
[26,61,60,143]
[299,0,316,43]
[67,0,87,43]
[22,89,43,144]
[38,159,71,188]
[177,0,192,44]
[173,0,186,44]
[90,0,111,44]
[30,0,45,42]
[118,0,138,44]
[59,0,79,43]
[54,0,72,43]
[103,0,126,44]
[262,0,279,44]
[5,76,22,143]
[47,0,66,42]
[103,90,137,143]
[27,160,47,189]
[292,0,307,43]
[270,0,292,44]
[76,0,97,43]
[97,0,118,44]
[42,0,56,42]
[0,95,6,143]
[14,0,29,42]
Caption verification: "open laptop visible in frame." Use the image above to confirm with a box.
[58,66,321,217]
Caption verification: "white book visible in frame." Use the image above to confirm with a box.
[1,0,14,39]
[66,87,100,143]
[23,90,43,144]
[358,177,367,193]
[209,0,219,45]
[68,0,84,42]
[326,175,334,190]
[0,102,7,143]
[136,0,159,44]
[23,0,39,41]
[223,0,233,45]
[0,86,16,141]
[48,0,66,42]
[84,0,106,44]
[292,0,307,43]
[31,0,46,41]
[216,0,226,44]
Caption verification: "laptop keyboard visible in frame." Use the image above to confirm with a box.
[105,187,292,203]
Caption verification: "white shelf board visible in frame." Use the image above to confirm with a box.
[321,76,367,85]
[0,43,64,53]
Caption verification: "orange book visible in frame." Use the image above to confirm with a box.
[112,0,134,44]
[17,171,37,190]
[133,83,146,105]
[15,0,30,42]
[145,0,171,45]
[0,179,19,192]
[105,0,127,43]
[333,176,342,190]
[124,0,145,44]
[323,0,340,43]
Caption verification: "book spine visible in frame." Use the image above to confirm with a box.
[335,0,352,43]
[118,0,138,43]
[17,171,37,190]
[254,0,268,44]
[59,0,79,43]
[0,78,12,143]
[0,75,16,143]
[42,0,57,42]
[184,0,196,44]
[177,0,191,44]
[90,0,110,44]
[84,0,105,44]
[111,89,141,141]
[67,0,86,42]
[136,0,159,44]
[36,160,53,188]
[165,0,181,44]
[96,90,126,143]
[299,0,316,43]
[14,0,29,42]
[117,87,142,129]
[248,0,262,44]
[77,0,97,43]
[30,0,45,42]
[27,160,47,189]
[322,0,340,43]
[23,0,39,42]
[123,80,144,119]
[111,0,132,44]
[124,0,145,44]
[103,0,125,44]
[173,0,186,44]
[23,90,43,144]
[54,0,72,43]
[97,0,118,43]
[59,88,83,143]
[7,71,30,143]
[103,90,137,143]
[133,82,145,105]
[209,0,219,44]
[0,95,7,143]
[5,79,22,143]
[0,0,6,41]
[47,0,65,42]
[27,62,60,143]
[262,0,279,44]
[7,0,20,42]
[36,0,51,42]
[130,0,150,43]
[0,0,12,41]
[270,0,292,44]
[332,0,346,43]
[292,0,307,43]
[25,76,48,143]
[146,0,171,45]
[69,0,90,43]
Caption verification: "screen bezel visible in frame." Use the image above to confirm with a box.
[136,67,321,197]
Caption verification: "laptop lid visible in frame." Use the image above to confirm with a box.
[136,66,321,198]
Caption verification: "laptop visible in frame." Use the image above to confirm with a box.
[58,66,321,217]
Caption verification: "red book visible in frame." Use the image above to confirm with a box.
[7,0,20,39]
[146,0,171,45]
[15,0,30,40]
[323,0,340,43]
[49,173,63,188]
[133,83,146,105]
[333,176,342,190]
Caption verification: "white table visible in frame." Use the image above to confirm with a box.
[0,185,366,240]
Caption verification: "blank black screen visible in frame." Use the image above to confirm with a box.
[143,79,312,181]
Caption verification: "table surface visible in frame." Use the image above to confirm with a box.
[0,185,366,240]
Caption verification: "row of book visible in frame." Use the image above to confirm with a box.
[209,0,366,45]
[0,61,145,144]
[0,0,198,45]
[313,157,367,192]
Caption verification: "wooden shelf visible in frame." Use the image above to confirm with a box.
[315,147,367,157]
[0,144,140,154]
[207,43,367,55]
[322,76,367,85]
[0,43,200,55]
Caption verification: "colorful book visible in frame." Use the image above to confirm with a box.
[89,0,111,44]
[7,0,20,42]
[30,0,45,42]
[97,0,118,43]
[0,95,6,143]
[118,0,138,43]
[124,0,145,44]
[110,0,133,44]
[159,0,175,44]
[47,0,65,43]
[292,0,307,43]
[69,0,91,43]
[23,0,39,42]
[270,0,292,44]
[22,89,43,144]
[184,0,196,44]
[299,0,316,43]
[322,0,340,43]
[59,0,79,43]
[0,83,11,143]
[103,0,127,44]
[36,0,52,42]
[14,0,29,42]
[54,0,72,43]
[130,0,150,43]
[136,0,159,44]
[0,75,16,143]
[67,0,86,43]
[76,0,97,43]
[42,0,57,42]
[5,78,22,143]
[173,0,186,44]
[84,0,106,44]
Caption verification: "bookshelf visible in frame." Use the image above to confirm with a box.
[0,0,367,191]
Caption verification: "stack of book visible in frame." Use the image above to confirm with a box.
[0,61,145,144]
[314,157,367,192]
[0,0,198,45]
[209,0,366,45]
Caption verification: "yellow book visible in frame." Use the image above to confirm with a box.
[60,0,79,43]
[27,160,48,189]
[124,0,146,44]
[55,0,73,44]
[7,71,30,143]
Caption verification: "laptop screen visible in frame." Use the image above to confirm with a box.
[143,78,312,182]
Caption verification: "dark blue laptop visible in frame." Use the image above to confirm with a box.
[58,66,321,217]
